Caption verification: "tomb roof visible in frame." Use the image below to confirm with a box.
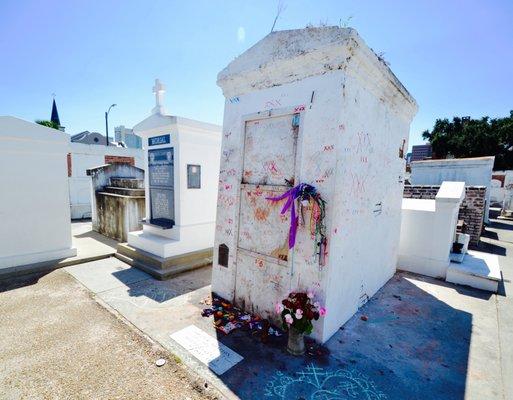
[217,26,417,113]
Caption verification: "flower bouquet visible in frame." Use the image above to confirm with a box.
[276,291,326,355]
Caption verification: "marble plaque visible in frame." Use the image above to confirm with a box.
[170,325,243,375]
[150,188,174,221]
[148,148,174,224]
[148,148,174,188]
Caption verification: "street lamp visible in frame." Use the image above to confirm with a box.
[105,103,117,146]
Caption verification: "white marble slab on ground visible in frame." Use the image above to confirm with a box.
[453,250,501,280]
[170,325,243,375]
[446,250,501,292]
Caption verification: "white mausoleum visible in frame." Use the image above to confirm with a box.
[0,116,76,274]
[119,80,222,279]
[212,27,418,343]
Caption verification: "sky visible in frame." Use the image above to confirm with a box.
[0,0,512,149]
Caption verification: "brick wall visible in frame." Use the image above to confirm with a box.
[403,185,486,245]
[104,155,135,166]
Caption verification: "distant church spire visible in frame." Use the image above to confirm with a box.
[51,96,61,126]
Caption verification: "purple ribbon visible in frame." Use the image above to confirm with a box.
[266,184,302,249]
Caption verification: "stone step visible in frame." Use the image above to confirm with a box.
[116,242,212,280]
[104,187,145,197]
[110,177,144,189]
[446,250,501,292]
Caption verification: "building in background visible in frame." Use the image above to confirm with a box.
[115,125,142,149]
[51,98,66,132]
[71,130,112,145]
[411,143,432,161]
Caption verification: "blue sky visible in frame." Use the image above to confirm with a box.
[0,0,512,149]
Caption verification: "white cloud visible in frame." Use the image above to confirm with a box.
[237,26,246,43]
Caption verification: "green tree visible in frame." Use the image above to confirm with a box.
[35,119,60,130]
[422,111,513,170]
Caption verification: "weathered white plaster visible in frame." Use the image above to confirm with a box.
[490,169,513,206]
[127,80,222,258]
[69,142,144,219]
[0,116,76,269]
[410,157,494,223]
[398,181,465,279]
[213,27,417,343]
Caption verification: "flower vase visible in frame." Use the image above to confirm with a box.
[287,328,305,356]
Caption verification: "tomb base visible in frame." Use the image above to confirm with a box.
[116,242,212,280]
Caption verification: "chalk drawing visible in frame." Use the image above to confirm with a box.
[264,99,282,109]
[264,363,388,399]
[223,149,235,163]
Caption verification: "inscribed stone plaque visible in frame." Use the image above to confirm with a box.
[150,188,174,221]
[148,148,174,226]
[170,325,243,375]
[149,148,174,187]
[148,134,170,146]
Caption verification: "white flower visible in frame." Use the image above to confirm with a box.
[295,309,303,320]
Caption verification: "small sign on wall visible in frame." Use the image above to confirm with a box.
[149,134,170,146]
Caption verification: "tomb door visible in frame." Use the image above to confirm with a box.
[148,148,175,228]
[235,112,300,315]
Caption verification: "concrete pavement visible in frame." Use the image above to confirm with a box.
[64,212,513,400]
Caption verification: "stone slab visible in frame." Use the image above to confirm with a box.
[65,257,151,294]
[170,325,243,375]
[446,267,499,292]
[450,250,501,281]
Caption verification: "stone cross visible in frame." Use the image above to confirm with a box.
[152,79,166,115]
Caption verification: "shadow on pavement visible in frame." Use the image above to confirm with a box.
[206,272,472,400]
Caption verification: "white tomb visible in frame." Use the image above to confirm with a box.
[398,181,466,278]
[212,27,418,343]
[0,116,76,276]
[118,80,222,279]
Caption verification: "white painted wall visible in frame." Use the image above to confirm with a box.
[490,170,513,206]
[0,116,76,269]
[398,182,465,278]
[128,114,221,258]
[212,27,417,343]
[410,157,494,223]
[68,142,144,219]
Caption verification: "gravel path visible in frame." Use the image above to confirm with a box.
[0,270,220,400]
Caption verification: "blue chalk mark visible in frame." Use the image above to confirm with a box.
[264,363,387,399]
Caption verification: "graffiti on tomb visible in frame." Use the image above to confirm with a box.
[148,148,174,228]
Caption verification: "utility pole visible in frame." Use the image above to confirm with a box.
[105,103,117,146]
